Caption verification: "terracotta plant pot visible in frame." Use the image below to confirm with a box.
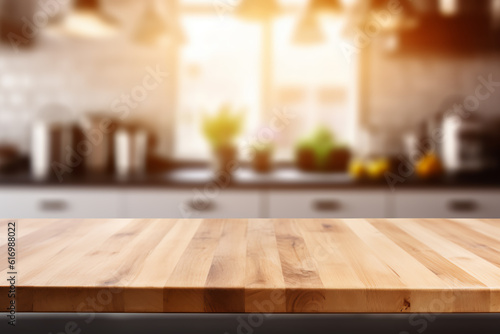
[213,145,238,174]
[252,149,273,173]
[325,148,351,172]
[295,147,316,172]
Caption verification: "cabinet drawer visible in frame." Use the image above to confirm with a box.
[268,190,388,218]
[393,190,500,218]
[124,189,262,218]
[0,188,121,218]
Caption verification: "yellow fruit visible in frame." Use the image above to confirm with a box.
[366,159,390,180]
[416,153,443,179]
[349,160,366,180]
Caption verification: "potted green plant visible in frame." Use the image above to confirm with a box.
[295,126,351,172]
[295,126,334,171]
[295,140,320,172]
[202,105,245,174]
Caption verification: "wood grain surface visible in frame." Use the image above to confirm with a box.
[0,219,499,313]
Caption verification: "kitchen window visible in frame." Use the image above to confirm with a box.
[174,0,359,161]
[175,15,262,160]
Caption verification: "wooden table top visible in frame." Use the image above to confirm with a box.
[1,219,500,313]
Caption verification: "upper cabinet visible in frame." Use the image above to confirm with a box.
[395,15,499,55]
[0,0,37,48]
[370,0,500,55]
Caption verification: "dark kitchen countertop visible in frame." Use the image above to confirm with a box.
[1,167,500,190]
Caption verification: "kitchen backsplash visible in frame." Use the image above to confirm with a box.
[367,51,500,130]
[1,29,499,159]
[0,35,173,155]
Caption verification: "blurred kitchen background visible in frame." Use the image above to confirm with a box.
[1,0,500,219]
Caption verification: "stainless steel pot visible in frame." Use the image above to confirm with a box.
[114,124,148,178]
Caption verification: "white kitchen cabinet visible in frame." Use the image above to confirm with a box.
[392,190,500,218]
[0,187,122,218]
[124,189,262,218]
[267,190,388,218]
[1,186,500,219]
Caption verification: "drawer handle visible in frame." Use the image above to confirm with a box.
[313,199,342,212]
[448,200,478,212]
[187,199,216,212]
[39,200,68,211]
